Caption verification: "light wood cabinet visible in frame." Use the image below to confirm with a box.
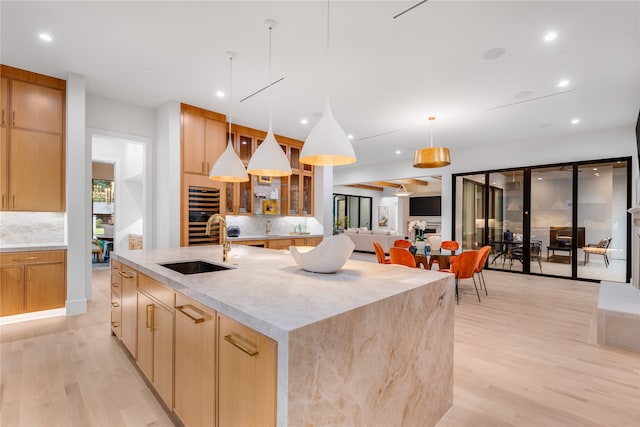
[0,65,65,212]
[120,263,138,356]
[0,250,66,316]
[181,104,226,176]
[110,260,122,338]
[136,274,174,408]
[218,314,277,427]
[174,294,216,427]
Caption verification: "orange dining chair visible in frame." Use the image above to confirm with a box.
[474,245,492,296]
[432,240,460,268]
[389,247,417,268]
[393,239,412,248]
[373,242,391,264]
[440,250,480,304]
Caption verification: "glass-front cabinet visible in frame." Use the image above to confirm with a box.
[454,158,631,283]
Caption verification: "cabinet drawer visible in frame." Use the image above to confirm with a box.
[267,238,293,250]
[138,273,174,309]
[0,250,65,266]
[111,293,122,338]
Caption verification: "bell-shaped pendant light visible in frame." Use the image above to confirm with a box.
[300,0,356,166]
[413,116,451,168]
[210,52,249,182]
[395,184,413,197]
[247,20,292,177]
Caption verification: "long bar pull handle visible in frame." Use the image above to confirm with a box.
[14,256,38,261]
[224,334,259,357]
[26,266,31,282]
[176,305,205,324]
[1,195,4,208]
[119,271,134,279]
[145,304,154,330]
[12,195,15,208]
[1,109,4,125]
[12,111,15,126]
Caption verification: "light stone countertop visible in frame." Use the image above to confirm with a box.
[0,244,68,253]
[228,233,322,242]
[112,244,449,342]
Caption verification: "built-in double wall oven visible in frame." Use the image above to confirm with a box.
[453,157,632,283]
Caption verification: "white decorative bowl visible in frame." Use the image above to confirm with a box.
[289,234,355,273]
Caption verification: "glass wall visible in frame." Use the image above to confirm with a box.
[454,158,631,283]
[333,194,373,231]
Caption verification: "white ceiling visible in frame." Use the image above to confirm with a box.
[1,1,638,170]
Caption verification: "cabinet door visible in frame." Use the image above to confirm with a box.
[121,266,138,356]
[25,262,65,312]
[204,118,225,174]
[1,125,7,210]
[10,80,63,134]
[9,129,64,211]
[153,302,174,408]
[218,315,277,427]
[1,77,7,127]
[174,296,216,427]
[0,265,24,316]
[182,110,206,174]
[302,174,313,216]
[137,292,154,382]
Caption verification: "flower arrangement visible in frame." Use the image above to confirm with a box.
[408,219,427,235]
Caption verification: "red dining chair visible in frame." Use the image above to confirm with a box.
[393,239,412,248]
[474,245,492,295]
[440,250,480,304]
[432,240,460,268]
[373,242,391,264]
[389,247,417,268]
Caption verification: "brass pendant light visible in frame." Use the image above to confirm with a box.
[413,116,451,168]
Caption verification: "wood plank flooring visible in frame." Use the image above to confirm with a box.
[1,262,639,426]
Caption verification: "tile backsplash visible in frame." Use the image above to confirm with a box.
[0,212,66,247]
[226,215,323,237]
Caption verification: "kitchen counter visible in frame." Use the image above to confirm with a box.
[228,233,322,242]
[113,244,454,426]
[0,244,67,253]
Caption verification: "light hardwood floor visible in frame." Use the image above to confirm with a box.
[1,262,639,426]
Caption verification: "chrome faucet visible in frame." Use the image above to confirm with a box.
[206,214,230,263]
[265,219,272,235]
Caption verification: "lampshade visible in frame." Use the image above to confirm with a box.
[413,116,451,168]
[210,52,249,183]
[301,100,356,166]
[210,138,249,182]
[247,19,291,177]
[300,0,356,166]
[395,184,412,197]
[247,125,292,177]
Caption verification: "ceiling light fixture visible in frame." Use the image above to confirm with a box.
[39,33,52,42]
[571,118,580,124]
[209,52,249,183]
[216,90,225,98]
[395,185,413,197]
[413,116,451,168]
[557,79,570,88]
[544,32,558,42]
[247,20,292,177]
[300,0,356,167]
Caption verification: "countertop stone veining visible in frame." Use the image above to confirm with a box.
[0,244,68,253]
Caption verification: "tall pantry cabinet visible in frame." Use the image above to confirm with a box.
[0,65,66,212]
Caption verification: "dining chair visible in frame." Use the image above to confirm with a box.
[474,245,492,295]
[432,240,459,268]
[92,239,103,263]
[389,247,417,268]
[393,239,412,248]
[373,242,391,264]
[440,250,481,304]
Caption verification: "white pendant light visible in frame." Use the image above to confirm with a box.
[247,19,292,177]
[395,185,413,197]
[300,0,356,166]
[210,51,249,182]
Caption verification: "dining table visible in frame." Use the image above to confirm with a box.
[414,249,453,270]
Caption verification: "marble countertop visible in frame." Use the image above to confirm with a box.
[228,233,322,242]
[113,244,449,342]
[0,244,68,253]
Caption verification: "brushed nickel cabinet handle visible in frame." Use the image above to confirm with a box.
[224,334,258,357]
[176,305,205,324]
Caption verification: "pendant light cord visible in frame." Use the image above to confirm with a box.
[325,0,330,96]
[268,25,273,128]
[228,55,233,139]
[429,116,436,148]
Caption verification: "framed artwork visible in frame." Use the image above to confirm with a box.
[258,176,272,184]
[262,199,278,215]
[378,205,389,227]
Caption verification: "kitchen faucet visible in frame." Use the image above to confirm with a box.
[205,214,230,263]
[265,219,272,235]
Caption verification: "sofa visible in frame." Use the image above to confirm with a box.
[343,229,401,254]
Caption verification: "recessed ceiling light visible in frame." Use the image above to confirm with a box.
[544,32,558,42]
[571,118,580,124]
[595,172,600,177]
[39,33,53,42]
[395,150,401,155]
[216,90,225,98]
[537,177,543,181]
[347,134,354,140]
[300,118,308,125]
[593,167,598,171]
[557,79,570,88]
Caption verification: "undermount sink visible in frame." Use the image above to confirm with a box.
[159,260,233,275]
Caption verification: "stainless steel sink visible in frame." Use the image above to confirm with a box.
[159,260,233,275]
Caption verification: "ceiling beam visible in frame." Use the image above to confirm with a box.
[369,181,402,189]
[346,184,384,192]
[398,179,429,186]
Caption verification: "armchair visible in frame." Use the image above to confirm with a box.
[583,237,612,268]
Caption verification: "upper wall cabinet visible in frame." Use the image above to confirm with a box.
[181,104,226,176]
[1,65,66,212]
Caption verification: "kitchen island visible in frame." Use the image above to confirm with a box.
[113,244,454,426]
